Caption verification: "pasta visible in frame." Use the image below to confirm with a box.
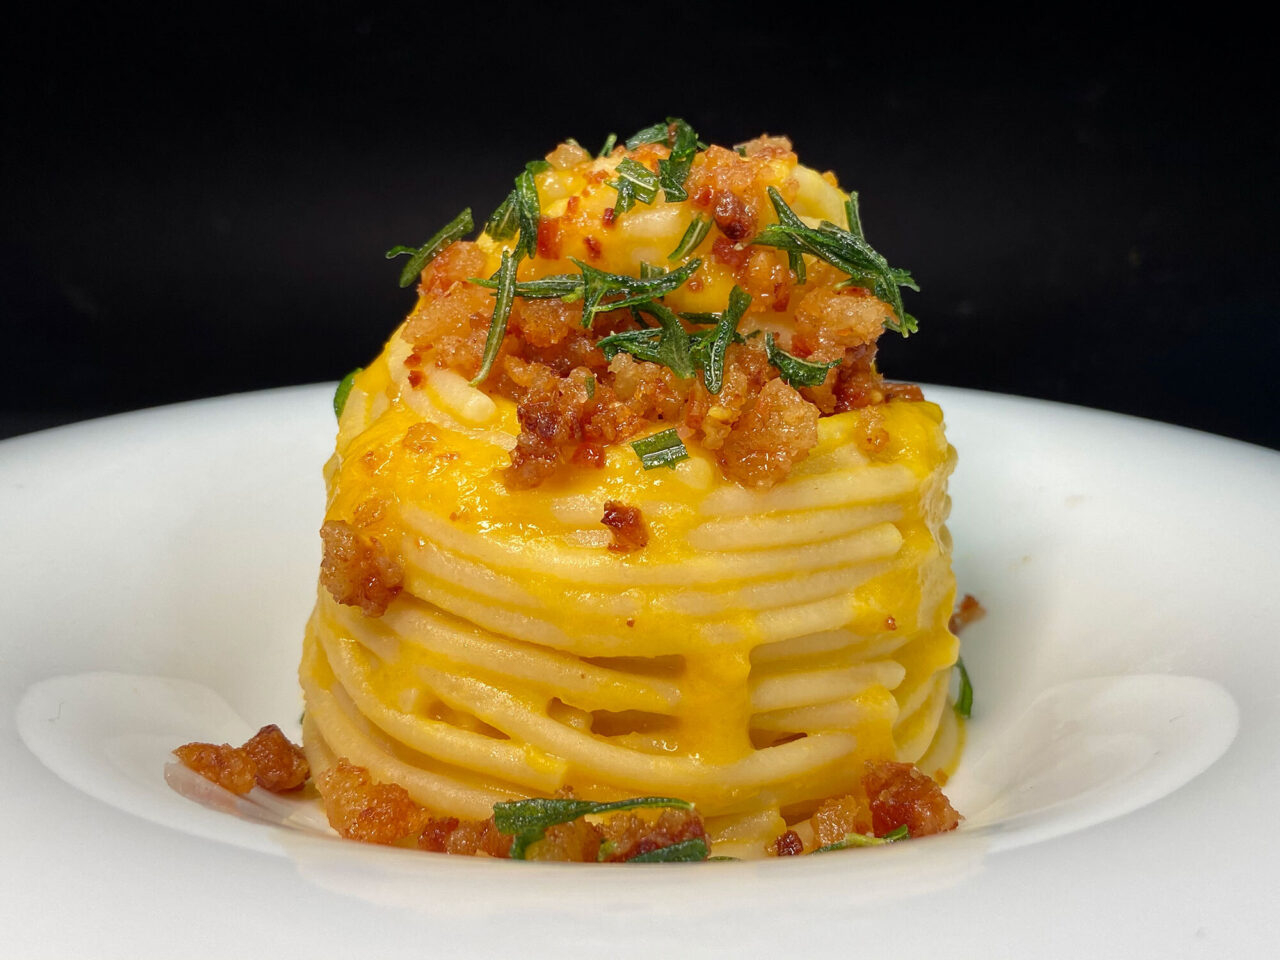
[297,121,963,859]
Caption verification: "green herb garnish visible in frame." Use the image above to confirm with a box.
[570,257,702,328]
[525,158,552,175]
[955,656,973,719]
[620,119,702,203]
[669,215,711,260]
[598,304,695,380]
[845,191,864,239]
[468,273,582,299]
[484,190,519,241]
[638,261,668,280]
[753,187,919,337]
[469,257,702,330]
[657,119,700,202]
[333,367,362,419]
[470,250,516,386]
[492,795,694,860]
[513,167,541,260]
[764,332,841,387]
[695,286,750,394]
[625,121,672,149]
[598,132,618,157]
[813,824,910,853]
[385,208,474,288]
[626,838,709,862]
[630,428,689,469]
[608,157,660,215]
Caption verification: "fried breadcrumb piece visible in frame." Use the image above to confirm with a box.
[173,742,258,795]
[863,760,961,837]
[526,819,603,862]
[597,808,707,862]
[316,758,425,845]
[719,378,819,488]
[319,519,404,617]
[773,829,804,857]
[949,593,986,634]
[242,724,310,792]
[812,793,874,847]
[601,500,649,552]
[418,815,513,858]
[175,724,310,795]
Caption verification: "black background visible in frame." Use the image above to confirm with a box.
[3,7,1276,447]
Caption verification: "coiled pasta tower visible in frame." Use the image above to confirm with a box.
[301,129,961,854]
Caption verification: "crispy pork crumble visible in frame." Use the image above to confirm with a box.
[174,724,309,795]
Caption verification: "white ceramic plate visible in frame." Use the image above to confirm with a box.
[2,385,1277,959]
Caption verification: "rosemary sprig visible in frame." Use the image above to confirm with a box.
[764,332,841,387]
[657,119,700,202]
[813,824,910,853]
[513,168,541,260]
[954,657,974,719]
[471,250,517,386]
[845,192,864,239]
[696,286,750,394]
[484,190,519,241]
[468,273,581,298]
[570,257,702,328]
[668,215,711,260]
[598,132,618,157]
[626,838,709,862]
[753,187,919,337]
[385,208,474,288]
[469,258,702,330]
[492,795,694,860]
[333,367,362,419]
[631,429,689,469]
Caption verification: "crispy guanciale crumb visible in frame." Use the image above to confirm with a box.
[526,819,603,862]
[241,724,310,792]
[862,760,961,837]
[812,793,873,847]
[597,808,707,862]
[418,815,513,857]
[173,742,258,795]
[949,593,986,634]
[601,501,649,552]
[316,758,424,845]
[319,520,404,617]
[719,378,819,488]
[773,829,805,857]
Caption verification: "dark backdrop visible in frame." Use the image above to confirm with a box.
[3,7,1276,447]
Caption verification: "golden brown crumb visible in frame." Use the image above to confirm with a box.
[773,829,804,856]
[241,724,309,792]
[949,594,986,634]
[793,286,893,362]
[601,501,649,552]
[862,760,961,837]
[719,378,819,488]
[316,759,424,845]
[526,819,603,862]
[319,520,404,617]
[812,793,873,847]
[418,815,513,857]
[173,742,257,795]
[597,808,707,862]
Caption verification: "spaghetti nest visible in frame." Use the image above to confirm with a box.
[301,121,962,858]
